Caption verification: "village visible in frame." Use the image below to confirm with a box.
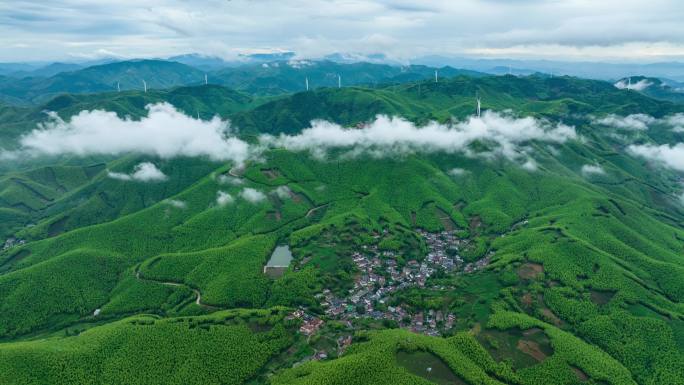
[289,229,492,346]
[2,237,25,251]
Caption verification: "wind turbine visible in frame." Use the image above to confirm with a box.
[117,81,120,92]
[338,74,341,88]
[204,74,208,85]
[143,80,147,93]
[476,93,481,118]
[305,77,309,91]
[435,69,438,83]
[627,77,632,90]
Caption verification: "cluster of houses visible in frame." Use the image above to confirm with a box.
[286,309,324,337]
[417,229,465,270]
[1,237,25,251]
[314,230,484,336]
[285,229,500,361]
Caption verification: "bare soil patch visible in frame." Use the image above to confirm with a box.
[571,366,590,381]
[518,263,544,279]
[590,290,615,306]
[261,168,281,180]
[517,340,547,362]
[435,208,455,231]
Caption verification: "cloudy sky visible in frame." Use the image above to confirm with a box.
[1,0,683,62]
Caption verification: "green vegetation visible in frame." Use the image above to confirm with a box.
[0,309,295,385]
[0,70,683,384]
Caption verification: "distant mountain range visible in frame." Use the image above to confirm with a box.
[0,59,485,104]
[1,53,684,105]
[0,60,205,105]
[413,55,684,82]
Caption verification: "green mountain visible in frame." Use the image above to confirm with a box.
[212,60,485,95]
[0,60,486,105]
[0,74,683,385]
[616,76,684,103]
[0,60,205,104]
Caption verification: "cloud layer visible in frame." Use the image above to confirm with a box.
[261,111,577,163]
[9,103,580,171]
[20,103,249,163]
[3,1,684,62]
[628,143,684,172]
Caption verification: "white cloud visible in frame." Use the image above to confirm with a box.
[165,199,187,209]
[581,163,605,176]
[521,158,538,171]
[274,185,292,200]
[260,111,577,162]
[614,79,653,91]
[447,168,467,177]
[594,114,655,131]
[9,104,579,170]
[664,113,684,132]
[628,143,684,171]
[240,188,267,203]
[594,113,684,132]
[216,191,234,207]
[107,162,167,182]
[19,103,250,163]
[3,1,684,62]
[216,174,244,186]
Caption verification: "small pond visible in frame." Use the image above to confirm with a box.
[264,245,293,278]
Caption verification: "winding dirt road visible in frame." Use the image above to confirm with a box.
[134,268,217,309]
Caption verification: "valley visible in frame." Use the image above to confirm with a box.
[0,66,683,385]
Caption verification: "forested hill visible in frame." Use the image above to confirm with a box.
[2,73,681,144]
[0,59,486,105]
[0,71,683,385]
[0,60,205,105]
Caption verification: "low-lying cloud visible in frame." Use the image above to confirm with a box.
[260,112,577,163]
[614,79,653,91]
[628,143,684,171]
[594,113,684,132]
[581,163,605,176]
[447,168,467,177]
[240,188,267,203]
[216,191,234,206]
[18,103,250,163]
[165,199,187,209]
[595,114,655,131]
[274,185,292,200]
[216,174,244,186]
[664,113,684,132]
[7,104,582,171]
[107,162,167,182]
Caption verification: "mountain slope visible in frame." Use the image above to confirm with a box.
[0,73,682,385]
[0,60,205,104]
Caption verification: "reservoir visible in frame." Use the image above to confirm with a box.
[263,245,293,278]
